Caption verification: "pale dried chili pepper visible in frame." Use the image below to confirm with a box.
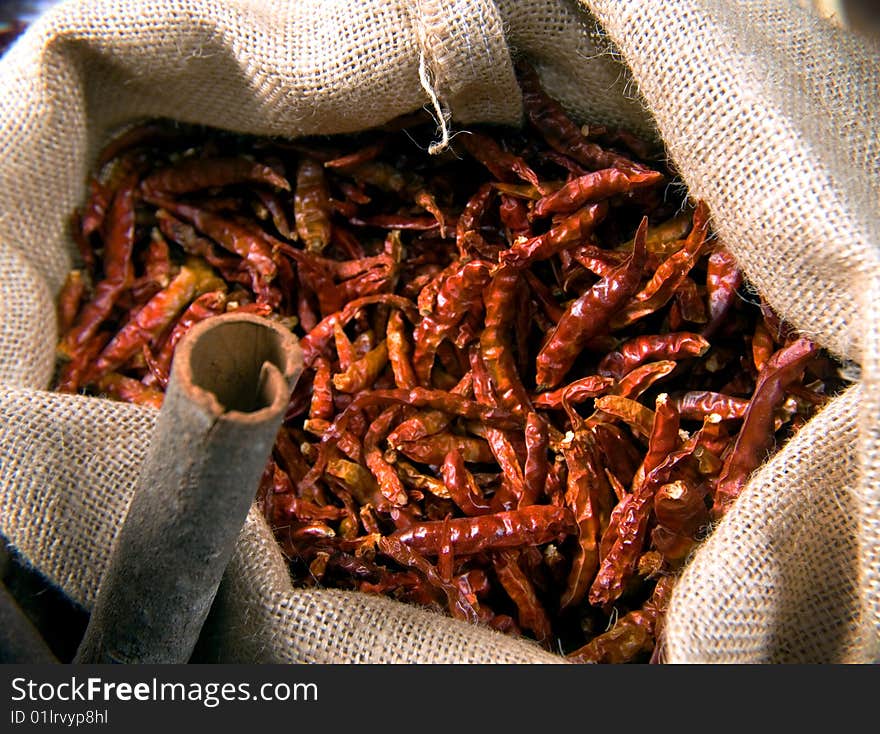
[141,156,290,197]
[294,157,333,253]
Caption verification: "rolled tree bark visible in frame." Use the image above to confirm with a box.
[75,312,303,663]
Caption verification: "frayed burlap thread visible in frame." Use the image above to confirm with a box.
[0,0,877,662]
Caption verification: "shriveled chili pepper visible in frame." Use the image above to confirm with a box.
[440,448,490,516]
[559,429,605,610]
[610,202,710,330]
[751,320,775,372]
[480,265,533,413]
[331,339,388,394]
[80,177,110,238]
[498,194,531,240]
[294,157,332,253]
[469,348,528,511]
[651,480,710,563]
[533,168,663,219]
[56,270,87,338]
[95,372,164,410]
[391,505,575,557]
[568,575,675,664]
[713,338,819,518]
[456,183,495,258]
[141,156,289,197]
[412,259,490,386]
[613,361,677,400]
[531,375,614,409]
[143,290,227,388]
[56,330,111,394]
[298,294,418,366]
[499,202,608,269]
[255,188,293,239]
[90,257,224,379]
[493,549,552,646]
[672,390,749,421]
[377,536,479,623]
[593,395,656,442]
[673,276,707,325]
[522,412,549,507]
[518,62,646,174]
[631,394,681,493]
[413,189,448,238]
[307,357,335,423]
[149,197,277,298]
[396,433,495,466]
[590,433,696,608]
[364,406,408,506]
[324,140,386,170]
[598,332,710,379]
[385,308,418,390]
[703,246,743,337]
[458,131,541,190]
[535,216,647,389]
[155,210,249,286]
[58,172,138,358]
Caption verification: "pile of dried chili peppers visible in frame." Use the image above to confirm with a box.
[53,66,843,663]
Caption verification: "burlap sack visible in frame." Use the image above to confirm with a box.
[0,0,877,663]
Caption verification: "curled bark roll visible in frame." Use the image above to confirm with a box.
[75,313,303,663]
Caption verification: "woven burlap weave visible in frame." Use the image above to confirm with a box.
[0,0,877,663]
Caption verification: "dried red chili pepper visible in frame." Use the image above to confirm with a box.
[493,549,552,646]
[532,168,663,219]
[456,183,495,258]
[56,270,87,338]
[90,257,224,379]
[568,575,675,664]
[703,247,743,337]
[95,372,164,410]
[598,332,710,379]
[391,505,575,557]
[377,536,479,624]
[535,216,647,389]
[458,131,541,190]
[651,480,710,563]
[141,156,289,197]
[713,338,819,518]
[144,290,227,388]
[610,202,710,330]
[440,448,491,516]
[672,391,749,421]
[364,406,408,507]
[499,203,607,269]
[480,265,533,413]
[331,339,388,394]
[412,259,490,385]
[58,172,138,358]
[149,197,277,300]
[518,63,646,174]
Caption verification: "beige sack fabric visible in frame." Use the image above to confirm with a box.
[0,0,877,663]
